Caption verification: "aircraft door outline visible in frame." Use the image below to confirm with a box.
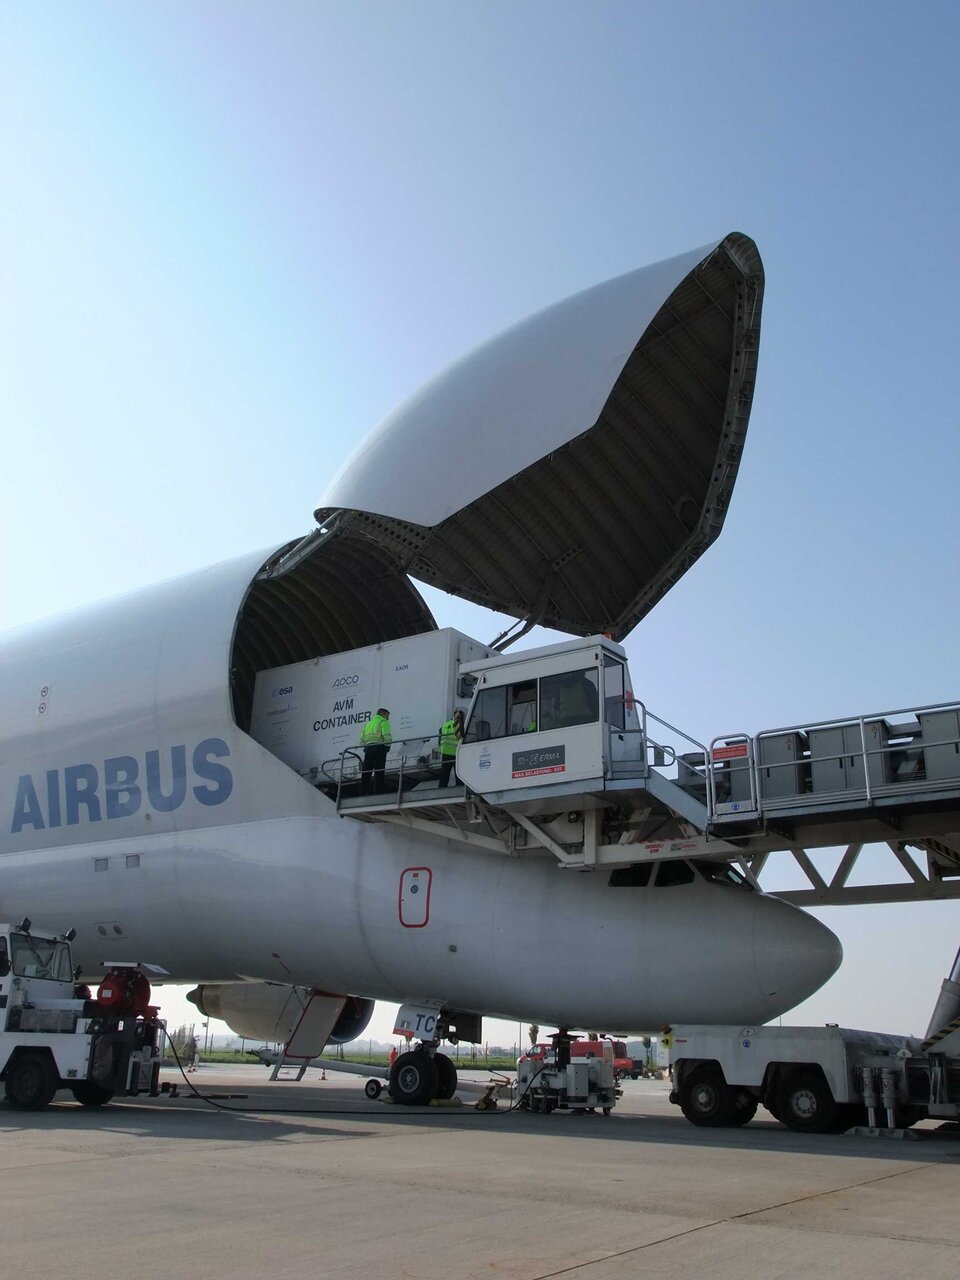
[399,867,432,928]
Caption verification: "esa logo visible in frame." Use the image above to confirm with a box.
[332,674,359,689]
[273,685,294,697]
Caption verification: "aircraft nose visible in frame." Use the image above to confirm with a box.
[753,900,842,1019]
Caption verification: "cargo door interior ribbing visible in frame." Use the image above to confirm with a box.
[230,540,436,732]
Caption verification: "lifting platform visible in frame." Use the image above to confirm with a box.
[328,661,960,907]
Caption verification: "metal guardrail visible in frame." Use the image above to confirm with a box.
[606,700,708,782]
[705,700,960,824]
[326,704,711,810]
[323,735,445,811]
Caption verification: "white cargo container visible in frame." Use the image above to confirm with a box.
[250,628,492,779]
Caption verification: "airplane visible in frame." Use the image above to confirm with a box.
[0,232,843,1106]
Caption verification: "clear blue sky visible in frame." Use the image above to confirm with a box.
[2,2,959,1042]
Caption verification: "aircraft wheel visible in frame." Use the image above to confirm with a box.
[5,1053,59,1111]
[71,1082,114,1108]
[364,1078,383,1100]
[677,1064,738,1127]
[434,1052,458,1100]
[389,1049,439,1106]
[776,1070,843,1133]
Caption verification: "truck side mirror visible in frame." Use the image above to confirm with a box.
[457,674,477,699]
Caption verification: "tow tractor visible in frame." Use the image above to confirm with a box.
[0,919,164,1110]
[517,1032,619,1115]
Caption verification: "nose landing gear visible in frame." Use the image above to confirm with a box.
[387,1012,466,1104]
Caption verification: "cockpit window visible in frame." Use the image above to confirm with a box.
[608,863,652,887]
[654,860,696,887]
[691,859,753,890]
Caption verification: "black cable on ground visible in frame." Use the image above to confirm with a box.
[159,1030,532,1119]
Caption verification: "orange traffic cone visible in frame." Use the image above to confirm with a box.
[321,1069,327,1080]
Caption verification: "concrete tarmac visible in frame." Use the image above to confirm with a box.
[3,1064,959,1279]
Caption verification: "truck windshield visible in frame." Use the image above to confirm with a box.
[465,667,601,741]
[10,933,73,981]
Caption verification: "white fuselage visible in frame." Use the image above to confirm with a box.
[0,547,841,1032]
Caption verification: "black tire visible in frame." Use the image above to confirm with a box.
[678,1064,738,1127]
[389,1049,439,1105]
[5,1053,59,1111]
[895,1105,924,1130]
[776,1070,844,1133]
[71,1082,114,1108]
[730,1092,759,1126]
[434,1052,458,1100]
[364,1078,383,1100]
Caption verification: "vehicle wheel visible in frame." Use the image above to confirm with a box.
[730,1092,759,1126]
[389,1049,439,1106]
[895,1105,924,1130]
[364,1078,383,1100]
[71,1082,114,1108]
[5,1053,59,1111]
[434,1052,458,1100]
[776,1070,843,1133]
[677,1064,738,1127]
[602,1106,612,1116]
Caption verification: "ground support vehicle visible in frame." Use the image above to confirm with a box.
[525,1036,635,1081]
[0,921,164,1110]
[668,1022,960,1133]
[669,946,960,1133]
[517,1034,619,1115]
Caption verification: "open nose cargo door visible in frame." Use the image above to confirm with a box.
[314,232,764,642]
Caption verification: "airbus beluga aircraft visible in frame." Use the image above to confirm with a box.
[0,232,841,1104]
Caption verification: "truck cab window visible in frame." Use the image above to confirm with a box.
[603,656,625,730]
[0,937,8,977]
[10,933,73,980]
[465,685,506,741]
[540,668,600,731]
[509,681,537,733]
[465,680,539,742]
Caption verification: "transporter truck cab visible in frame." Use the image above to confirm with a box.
[0,921,164,1110]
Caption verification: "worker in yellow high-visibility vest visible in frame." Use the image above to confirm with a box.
[359,708,392,795]
[438,708,464,787]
